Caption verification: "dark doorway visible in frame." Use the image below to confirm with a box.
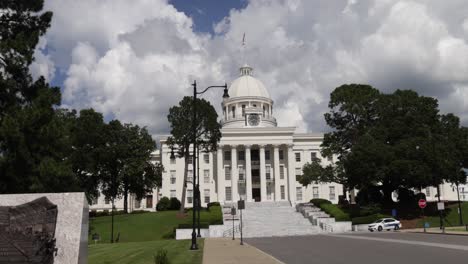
[251,149,259,161]
[253,188,261,202]
[146,195,153,208]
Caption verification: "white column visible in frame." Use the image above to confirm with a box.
[231,145,239,202]
[245,145,253,202]
[273,145,281,201]
[259,145,267,201]
[287,144,296,203]
[216,146,224,203]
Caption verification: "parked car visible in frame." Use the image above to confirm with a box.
[368,218,401,232]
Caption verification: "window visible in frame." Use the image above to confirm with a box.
[329,186,336,200]
[295,153,301,162]
[204,189,210,203]
[232,106,236,118]
[204,154,209,164]
[265,150,270,160]
[266,165,272,180]
[280,165,285,179]
[296,187,303,201]
[91,194,99,205]
[105,198,110,205]
[311,152,317,160]
[170,190,176,198]
[426,187,431,197]
[170,155,176,164]
[187,190,193,204]
[238,151,245,161]
[242,105,246,117]
[238,166,245,180]
[204,170,210,183]
[267,184,272,200]
[263,106,266,117]
[279,150,284,160]
[187,155,193,164]
[224,151,231,161]
[281,185,285,200]
[135,199,141,209]
[170,170,177,184]
[225,166,231,180]
[313,186,319,199]
[225,187,232,201]
[188,170,193,183]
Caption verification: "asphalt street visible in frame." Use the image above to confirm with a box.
[245,232,468,264]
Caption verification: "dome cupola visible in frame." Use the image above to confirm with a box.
[221,64,276,128]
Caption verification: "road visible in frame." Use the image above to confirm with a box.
[245,232,468,264]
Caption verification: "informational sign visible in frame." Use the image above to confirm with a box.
[238,200,245,210]
[418,199,427,209]
[437,202,445,211]
[424,222,430,228]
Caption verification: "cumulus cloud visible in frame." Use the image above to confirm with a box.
[35,0,468,137]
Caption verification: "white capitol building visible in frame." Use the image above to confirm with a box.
[90,64,468,212]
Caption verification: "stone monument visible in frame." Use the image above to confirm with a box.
[0,193,88,264]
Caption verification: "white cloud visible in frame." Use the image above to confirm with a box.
[36,0,468,136]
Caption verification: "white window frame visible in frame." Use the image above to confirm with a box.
[170,170,176,184]
[329,186,336,200]
[204,154,210,164]
[280,165,285,179]
[225,166,231,180]
[187,190,193,204]
[225,187,232,201]
[296,187,303,201]
[204,169,210,183]
[313,186,319,199]
[204,189,210,203]
[280,185,285,200]
[266,165,272,180]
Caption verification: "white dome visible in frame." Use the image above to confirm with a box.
[228,65,270,98]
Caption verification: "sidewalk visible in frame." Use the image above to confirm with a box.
[203,238,283,264]
[402,227,468,235]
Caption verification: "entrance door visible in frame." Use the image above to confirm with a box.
[252,188,261,202]
[146,195,153,208]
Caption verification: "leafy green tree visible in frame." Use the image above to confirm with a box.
[167,96,222,213]
[321,84,381,199]
[69,109,107,202]
[0,0,80,193]
[99,120,162,213]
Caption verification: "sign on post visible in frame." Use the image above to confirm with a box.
[238,200,245,210]
[231,207,237,215]
[437,202,445,211]
[418,199,427,209]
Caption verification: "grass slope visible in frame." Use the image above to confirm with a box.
[89,206,222,243]
[89,239,204,264]
[418,202,468,228]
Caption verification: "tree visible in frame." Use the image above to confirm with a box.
[167,96,222,213]
[321,84,381,199]
[69,109,107,202]
[0,0,80,193]
[100,120,162,213]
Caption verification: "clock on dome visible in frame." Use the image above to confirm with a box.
[248,114,260,126]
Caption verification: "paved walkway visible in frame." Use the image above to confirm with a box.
[202,238,283,264]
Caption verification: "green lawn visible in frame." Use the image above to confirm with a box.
[88,207,221,264]
[89,206,222,243]
[418,202,468,228]
[89,239,204,264]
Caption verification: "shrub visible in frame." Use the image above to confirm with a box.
[169,197,181,210]
[130,210,150,215]
[310,198,332,207]
[156,197,171,211]
[207,202,220,209]
[154,249,169,264]
[320,204,351,221]
[352,213,390,225]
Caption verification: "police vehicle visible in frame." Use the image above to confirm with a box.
[368,218,401,232]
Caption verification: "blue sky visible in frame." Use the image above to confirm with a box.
[170,0,247,34]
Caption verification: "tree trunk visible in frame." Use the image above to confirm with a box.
[382,184,395,208]
[123,186,128,213]
[179,153,189,214]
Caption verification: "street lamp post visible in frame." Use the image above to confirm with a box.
[190,80,229,251]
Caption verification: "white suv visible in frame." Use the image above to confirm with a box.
[368,218,401,232]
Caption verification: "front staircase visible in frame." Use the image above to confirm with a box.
[223,202,321,238]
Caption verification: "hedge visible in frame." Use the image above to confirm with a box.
[319,204,351,221]
[352,214,390,225]
[310,198,332,207]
